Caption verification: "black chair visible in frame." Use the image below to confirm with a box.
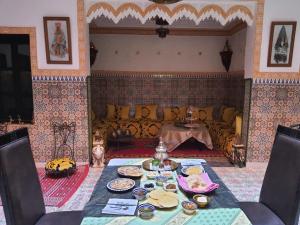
[0,128,83,225]
[240,125,300,225]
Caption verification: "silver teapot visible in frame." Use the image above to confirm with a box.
[154,137,168,163]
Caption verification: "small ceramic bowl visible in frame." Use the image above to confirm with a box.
[132,187,147,201]
[182,201,197,215]
[147,171,159,179]
[160,171,173,179]
[163,183,177,192]
[138,203,155,219]
[143,182,155,192]
[193,194,211,208]
[155,175,168,186]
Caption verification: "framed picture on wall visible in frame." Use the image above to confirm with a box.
[267,21,297,67]
[43,17,72,64]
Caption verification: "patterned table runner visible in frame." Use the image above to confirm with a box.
[81,208,251,225]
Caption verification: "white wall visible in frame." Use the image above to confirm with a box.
[244,23,256,78]
[0,0,79,70]
[229,29,246,72]
[260,0,300,72]
[90,34,245,72]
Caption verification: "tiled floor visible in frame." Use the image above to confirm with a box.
[0,163,298,225]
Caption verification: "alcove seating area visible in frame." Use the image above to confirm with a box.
[91,72,245,163]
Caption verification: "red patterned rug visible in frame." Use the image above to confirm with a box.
[0,164,89,208]
[106,138,231,166]
[39,164,89,207]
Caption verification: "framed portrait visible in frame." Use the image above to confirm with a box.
[43,17,72,64]
[267,21,297,67]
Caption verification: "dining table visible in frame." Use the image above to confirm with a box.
[81,158,252,225]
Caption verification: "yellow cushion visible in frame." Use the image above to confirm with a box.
[106,104,116,119]
[135,104,157,120]
[116,105,130,120]
[222,107,236,124]
[163,106,186,121]
[197,106,213,121]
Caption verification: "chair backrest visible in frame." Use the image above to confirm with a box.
[0,128,45,225]
[260,125,300,225]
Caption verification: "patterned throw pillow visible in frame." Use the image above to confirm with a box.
[106,104,130,120]
[221,106,237,124]
[106,104,116,119]
[135,104,158,120]
[115,105,130,120]
[163,106,186,121]
[197,106,214,122]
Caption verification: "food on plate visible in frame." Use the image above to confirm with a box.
[144,183,155,191]
[138,203,155,219]
[144,183,154,188]
[151,159,160,170]
[163,159,171,166]
[182,201,197,214]
[108,178,135,191]
[146,189,178,208]
[160,171,173,179]
[185,166,203,175]
[193,194,210,208]
[132,187,147,200]
[117,166,143,177]
[166,183,176,189]
[186,175,208,191]
[155,175,168,186]
[147,171,158,179]
[163,183,177,192]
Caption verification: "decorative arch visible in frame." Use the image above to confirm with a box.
[86,1,255,26]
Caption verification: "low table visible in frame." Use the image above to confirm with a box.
[160,124,213,151]
[82,158,252,225]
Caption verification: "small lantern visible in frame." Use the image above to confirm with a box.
[220,40,233,72]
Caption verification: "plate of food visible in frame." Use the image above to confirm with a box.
[177,174,219,194]
[117,166,143,178]
[107,178,135,192]
[181,166,204,176]
[145,189,178,208]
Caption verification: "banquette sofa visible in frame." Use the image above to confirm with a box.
[92,104,242,161]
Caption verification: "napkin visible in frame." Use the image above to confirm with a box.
[181,159,206,167]
[177,173,219,193]
[102,198,138,216]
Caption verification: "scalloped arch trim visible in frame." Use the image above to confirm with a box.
[87,2,254,26]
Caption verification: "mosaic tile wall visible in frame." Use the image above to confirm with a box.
[247,81,300,161]
[91,73,245,119]
[3,77,89,162]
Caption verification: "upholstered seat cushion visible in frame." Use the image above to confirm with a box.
[36,211,83,225]
[239,202,285,225]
